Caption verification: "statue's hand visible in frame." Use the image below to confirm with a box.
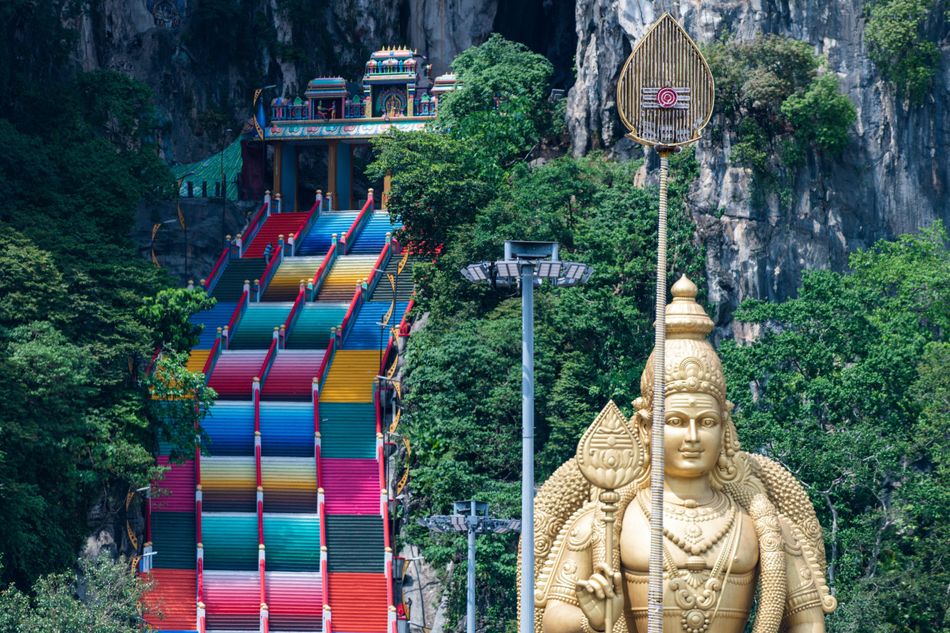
[575,563,624,631]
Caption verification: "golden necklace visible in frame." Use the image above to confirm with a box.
[638,491,736,556]
[636,489,743,633]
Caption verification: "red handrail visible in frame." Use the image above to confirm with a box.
[258,248,283,295]
[378,298,414,375]
[309,243,337,298]
[243,200,270,248]
[202,337,221,376]
[282,287,306,332]
[204,245,230,290]
[339,286,362,340]
[226,289,250,334]
[298,194,323,234]
[258,338,279,387]
[342,192,374,252]
[316,335,336,390]
[366,240,392,297]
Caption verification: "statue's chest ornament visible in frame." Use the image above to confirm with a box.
[636,491,743,633]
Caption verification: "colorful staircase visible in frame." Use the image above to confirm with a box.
[148,191,411,633]
[211,259,266,302]
[243,212,310,258]
[348,212,400,255]
[317,256,379,301]
[297,212,360,256]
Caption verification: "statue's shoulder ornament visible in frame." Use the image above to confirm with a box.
[725,452,837,615]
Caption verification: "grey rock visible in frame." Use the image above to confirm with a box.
[567,0,950,337]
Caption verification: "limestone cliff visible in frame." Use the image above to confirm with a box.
[566,0,950,335]
[76,1,949,334]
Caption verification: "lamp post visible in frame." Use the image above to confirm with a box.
[419,500,520,633]
[460,241,592,633]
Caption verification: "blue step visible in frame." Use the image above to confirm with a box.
[297,212,359,256]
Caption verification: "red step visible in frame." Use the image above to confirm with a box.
[244,213,309,258]
[328,572,388,632]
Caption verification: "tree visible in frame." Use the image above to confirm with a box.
[0,555,149,633]
[720,223,949,632]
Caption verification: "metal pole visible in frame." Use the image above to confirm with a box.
[467,505,477,633]
[648,150,671,633]
[520,261,535,633]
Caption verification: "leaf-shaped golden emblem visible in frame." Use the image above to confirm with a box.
[575,401,644,491]
[616,13,715,147]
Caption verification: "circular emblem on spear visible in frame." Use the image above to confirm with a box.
[656,87,679,109]
[616,13,715,148]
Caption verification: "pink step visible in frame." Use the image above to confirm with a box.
[207,350,267,399]
[151,457,194,512]
[322,458,379,515]
[262,350,326,400]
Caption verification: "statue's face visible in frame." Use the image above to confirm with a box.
[663,392,722,478]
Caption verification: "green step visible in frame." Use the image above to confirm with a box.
[263,514,321,571]
[212,259,266,302]
[229,303,293,349]
[202,513,258,571]
[286,303,348,349]
[319,403,376,459]
[326,515,384,572]
[151,512,196,570]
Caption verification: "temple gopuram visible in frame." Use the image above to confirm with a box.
[242,47,456,211]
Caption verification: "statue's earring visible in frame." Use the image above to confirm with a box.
[632,398,652,447]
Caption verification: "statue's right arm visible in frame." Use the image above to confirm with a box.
[541,512,597,633]
[543,598,590,633]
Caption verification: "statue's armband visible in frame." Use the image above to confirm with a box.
[779,516,833,631]
[537,504,596,608]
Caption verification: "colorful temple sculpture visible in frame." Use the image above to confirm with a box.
[249,46,456,211]
[145,47,430,633]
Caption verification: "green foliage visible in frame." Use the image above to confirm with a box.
[720,223,949,632]
[704,36,856,201]
[437,34,555,168]
[147,351,217,461]
[0,555,148,632]
[378,38,704,630]
[865,0,940,102]
[781,74,857,156]
[139,288,217,353]
[0,14,207,587]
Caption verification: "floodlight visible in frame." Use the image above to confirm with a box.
[493,261,521,279]
[535,261,562,279]
[557,262,593,286]
[460,262,490,283]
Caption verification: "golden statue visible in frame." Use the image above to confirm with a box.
[525,276,836,633]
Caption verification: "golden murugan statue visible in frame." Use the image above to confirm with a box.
[524,276,837,633]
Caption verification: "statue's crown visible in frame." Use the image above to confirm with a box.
[640,275,726,408]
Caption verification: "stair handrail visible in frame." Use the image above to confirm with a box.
[202,332,223,378]
[257,333,280,387]
[280,285,307,347]
[338,284,364,344]
[242,194,271,251]
[203,239,233,292]
[256,241,284,298]
[290,191,324,256]
[342,189,375,254]
[309,240,339,301]
[224,289,251,345]
[375,386,396,621]
[365,237,394,298]
[378,298,414,376]
[315,333,337,391]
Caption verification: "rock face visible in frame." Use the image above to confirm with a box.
[76,1,948,333]
[566,0,950,335]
